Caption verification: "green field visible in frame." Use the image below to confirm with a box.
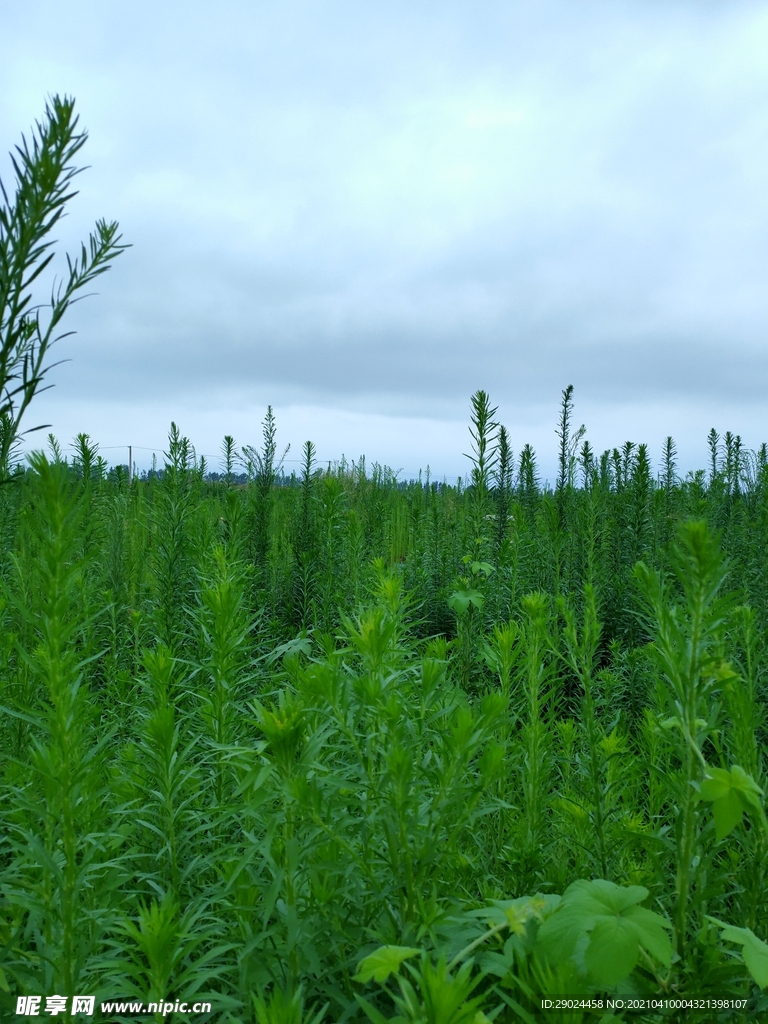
[1,391,767,1023]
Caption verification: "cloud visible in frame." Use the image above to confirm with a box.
[1,0,768,474]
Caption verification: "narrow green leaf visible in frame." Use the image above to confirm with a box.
[354,994,391,1024]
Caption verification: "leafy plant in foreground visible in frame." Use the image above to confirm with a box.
[0,96,127,477]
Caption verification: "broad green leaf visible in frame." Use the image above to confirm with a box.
[562,878,650,916]
[719,924,768,989]
[661,716,681,732]
[661,716,707,732]
[354,946,421,984]
[739,932,768,989]
[537,880,671,985]
[700,767,737,800]
[622,906,672,968]
[584,917,641,985]
[728,765,765,813]
[712,791,743,840]
[700,766,762,803]
[536,910,584,961]
[700,765,765,841]
[448,589,484,616]
[699,764,742,840]
[264,634,313,666]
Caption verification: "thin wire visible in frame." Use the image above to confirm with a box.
[25,441,435,478]
[58,443,310,464]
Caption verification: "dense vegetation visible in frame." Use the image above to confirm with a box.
[1,391,767,1023]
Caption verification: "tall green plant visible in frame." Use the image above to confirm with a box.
[634,522,766,972]
[558,587,613,879]
[512,593,555,890]
[494,425,513,558]
[0,97,126,477]
[555,386,585,497]
[221,435,239,488]
[1,455,114,1011]
[150,423,197,651]
[243,406,290,565]
[464,390,498,558]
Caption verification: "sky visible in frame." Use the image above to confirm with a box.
[1,0,767,481]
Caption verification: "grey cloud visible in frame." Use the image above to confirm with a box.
[2,0,768,468]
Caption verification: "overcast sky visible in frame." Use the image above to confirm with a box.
[1,0,767,480]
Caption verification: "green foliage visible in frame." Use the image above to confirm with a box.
[536,880,672,987]
[355,953,485,1024]
[714,921,768,989]
[465,390,498,557]
[253,985,327,1024]
[0,97,126,477]
[700,765,767,841]
[448,588,484,616]
[354,947,421,985]
[3,393,768,1020]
